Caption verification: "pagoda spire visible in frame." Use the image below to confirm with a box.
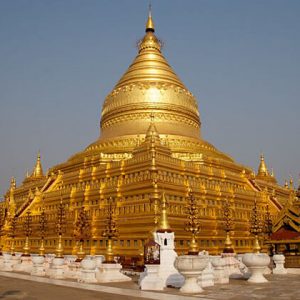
[289,177,294,190]
[31,151,44,178]
[284,180,289,189]
[10,177,16,190]
[145,113,160,142]
[257,153,269,177]
[146,3,155,32]
[297,176,300,199]
[157,192,171,232]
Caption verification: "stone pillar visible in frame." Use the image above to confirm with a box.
[174,255,209,294]
[44,254,55,276]
[0,255,4,269]
[211,256,229,284]
[78,257,97,283]
[96,263,131,283]
[31,256,45,276]
[49,257,65,279]
[2,253,13,271]
[198,260,214,287]
[273,254,287,274]
[13,255,32,273]
[222,253,247,279]
[93,255,105,269]
[139,265,164,290]
[65,261,80,279]
[242,253,270,283]
[154,231,184,288]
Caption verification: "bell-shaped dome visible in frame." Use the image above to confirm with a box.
[100,13,201,141]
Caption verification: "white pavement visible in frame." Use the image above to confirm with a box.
[0,271,210,300]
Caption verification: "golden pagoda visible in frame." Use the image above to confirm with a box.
[0,11,293,257]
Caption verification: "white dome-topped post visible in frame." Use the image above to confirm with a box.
[242,199,270,283]
[73,206,91,262]
[50,193,66,279]
[219,199,245,280]
[96,197,130,283]
[14,210,33,273]
[78,256,97,283]
[139,239,164,290]
[2,253,13,271]
[31,255,46,276]
[140,189,182,290]
[174,191,209,293]
[273,254,287,274]
[154,193,184,288]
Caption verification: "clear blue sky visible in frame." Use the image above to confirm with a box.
[0,0,299,195]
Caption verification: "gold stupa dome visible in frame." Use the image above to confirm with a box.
[78,10,233,163]
[100,12,201,141]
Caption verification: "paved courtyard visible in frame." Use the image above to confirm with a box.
[0,272,299,300]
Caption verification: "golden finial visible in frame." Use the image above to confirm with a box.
[157,192,171,232]
[146,113,159,140]
[31,151,44,178]
[257,153,269,176]
[297,175,300,199]
[60,187,63,205]
[146,3,155,32]
[150,111,155,122]
[284,180,289,189]
[270,168,275,177]
[289,176,294,190]
[23,210,32,256]
[10,177,16,190]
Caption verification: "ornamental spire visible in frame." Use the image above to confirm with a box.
[145,113,160,141]
[146,3,155,32]
[157,192,171,232]
[257,153,269,177]
[297,176,300,199]
[10,177,16,190]
[31,151,44,178]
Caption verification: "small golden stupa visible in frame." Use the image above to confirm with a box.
[0,10,292,257]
